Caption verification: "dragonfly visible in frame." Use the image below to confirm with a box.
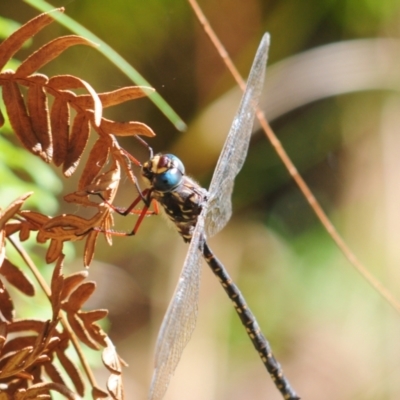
[98,33,299,400]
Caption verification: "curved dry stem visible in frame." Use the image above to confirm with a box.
[187,0,400,314]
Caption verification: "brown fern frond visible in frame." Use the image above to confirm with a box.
[0,9,162,398]
[26,79,51,161]
[0,7,155,200]
[50,95,70,166]
[0,217,116,397]
[79,158,121,198]
[74,85,155,108]
[47,74,102,127]
[14,381,80,400]
[0,259,35,297]
[78,137,110,190]
[42,361,66,388]
[62,112,90,177]
[55,339,85,396]
[0,11,156,268]
[0,193,33,229]
[0,8,64,71]
[65,314,99,351]
[60,271,89,302]
[0,279,14,322]
[102,337,124,375]
[103,336,124,400]
[107,373,124,400]
[92,386,109,399]
[99,118,155,137]
[84,230,99,267]
[59,281,108,350]
[1,77,42,158]
[64,281,96,312]
[15,35,97,78]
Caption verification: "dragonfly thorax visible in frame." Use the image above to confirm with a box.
[142,153,208,242]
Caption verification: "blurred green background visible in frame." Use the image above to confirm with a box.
[1,0,400,399]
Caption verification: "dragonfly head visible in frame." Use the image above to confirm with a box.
[142,153,185,192]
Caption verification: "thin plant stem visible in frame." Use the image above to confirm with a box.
[187,0,400,314]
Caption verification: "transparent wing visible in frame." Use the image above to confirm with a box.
[206,33,270,237]
[148,210,206,400]
[148,33,270,400]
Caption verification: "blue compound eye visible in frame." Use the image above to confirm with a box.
[153,154,185,192]
[160,154,185,175]
[154,169,183,192]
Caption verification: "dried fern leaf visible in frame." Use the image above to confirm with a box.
[4,221,22,237]
[84,230,99,267]
[78,137,110,190]
[46,239,63,264]
[43,362,66,387]
[100,118,155,137]
[15,35,97,78]
[0,193,32,230]
[63,192,99,208]
[103,213,114,246]
[0,279,14,322]
[16,382,80,400]
[50,255,64,317]
[18,210,50,231]
[7,319,46,334]
[61,271,88,300]
[26,73,48,84]
[50,95,70,166]
[79,310,108,325]
[19,222,31,241]
[43,214,92,233]
[0,346,32,378]
[75,86,154,108]
[48,75,102,126]
[0,8,64,71]
[66,282,95,311]
[0,258,35,296]
[2,80,42,157]
[29,320,52,358]
[84,323,107,347]
[102,337,122,374]
[27,83,51,162]
[56,347,85,396]
[107,373,123,400]
[66,313,99,350]
[63,112,90,177]
[92,386,109,399]
[36,227,48,243]
[82,160,121,195]
[2,336,36,356]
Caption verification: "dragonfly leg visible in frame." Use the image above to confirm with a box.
[88,187,159,235]
[88,190,153,216]
[129,198,159,235]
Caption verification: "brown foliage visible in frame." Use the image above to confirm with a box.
[0,7,156,268]
[0,194,118,399]
[0,8,157,399]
